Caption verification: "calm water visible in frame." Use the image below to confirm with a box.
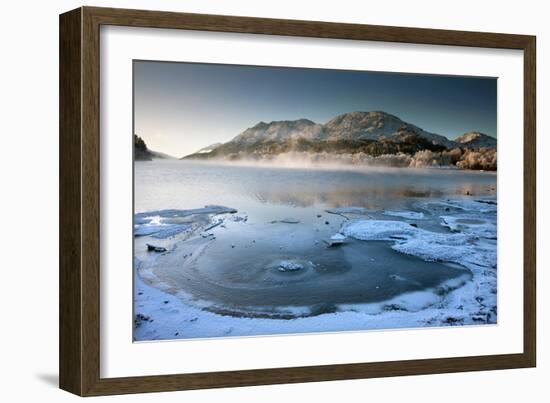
[135,160,496,214]
[134,160,496,318]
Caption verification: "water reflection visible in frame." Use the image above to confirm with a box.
[135,160,497,213]
[252,184,495,209]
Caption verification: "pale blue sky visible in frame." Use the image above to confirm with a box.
[134,61,497,157]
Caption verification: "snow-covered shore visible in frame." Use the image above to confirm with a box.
[133,197,497,341]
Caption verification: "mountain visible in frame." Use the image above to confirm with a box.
[323,111,456,148]
[231,119,325,145]
[134,134,175,161]
[454,132,497,149]
[184,111,462,159]
[182,111,496,171]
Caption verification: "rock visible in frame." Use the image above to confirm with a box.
[134,313,151,328]
[444,316,464,325]
[147,244,167,253]
[277,261,303,272]
[325,233,347,247]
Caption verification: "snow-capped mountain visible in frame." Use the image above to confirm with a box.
[183,111,495,160]
[231,119,325,145]
[454,132,497,148]
[323,111,456,148]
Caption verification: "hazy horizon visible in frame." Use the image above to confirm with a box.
[134,61,497,157]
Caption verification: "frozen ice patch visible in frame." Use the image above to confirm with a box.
[384,211,424,220]
[392,232,493,267]
[343,219,496,268]
[440,215,497,239]
[134,205,237,238]
[418,197,497,214]
[135,205,237,219]
[343,220,418,241]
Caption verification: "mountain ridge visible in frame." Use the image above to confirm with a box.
[183,111,496,160]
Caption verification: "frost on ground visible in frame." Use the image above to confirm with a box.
[133,197,497,341]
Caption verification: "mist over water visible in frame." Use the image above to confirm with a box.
[135,159,497,214]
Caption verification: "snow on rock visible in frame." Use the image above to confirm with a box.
[146,244,167,253]
[277,261,304,272]
[325,233,347,247]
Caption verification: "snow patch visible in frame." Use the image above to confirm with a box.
[343,220,418,241]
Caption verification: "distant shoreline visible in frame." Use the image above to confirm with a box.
[140,153,497,172]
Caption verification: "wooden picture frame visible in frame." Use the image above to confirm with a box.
[59,6,536,396]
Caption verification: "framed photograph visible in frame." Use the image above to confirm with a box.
[59,6,536,396]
